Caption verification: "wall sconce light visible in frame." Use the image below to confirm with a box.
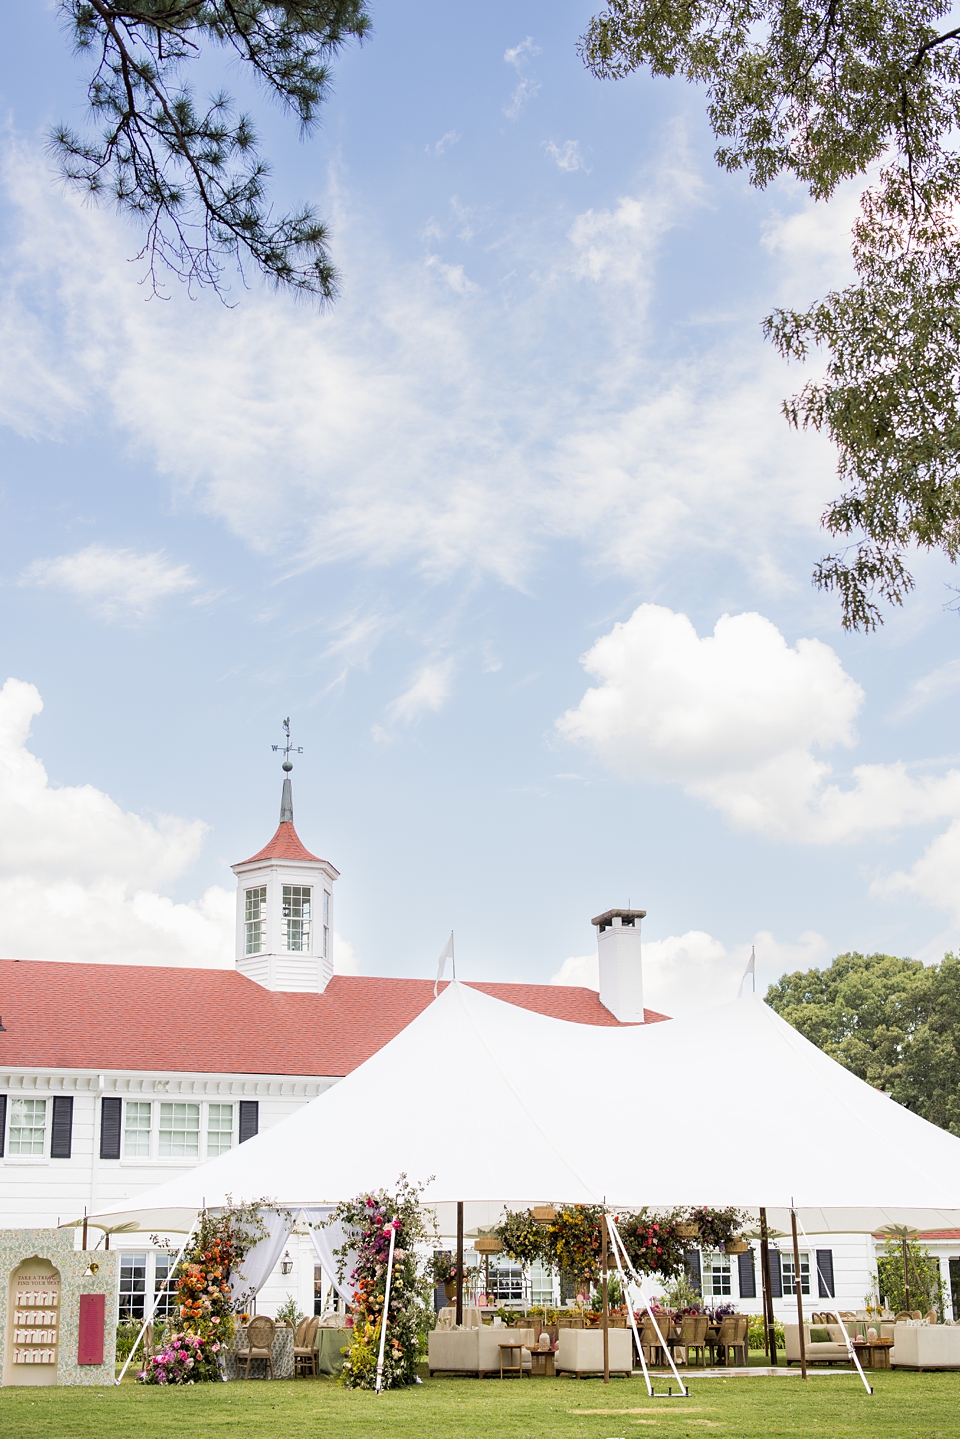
[280,1251,293,1275]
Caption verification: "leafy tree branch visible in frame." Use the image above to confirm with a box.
[581,0,960,627]
[53,0,371,300]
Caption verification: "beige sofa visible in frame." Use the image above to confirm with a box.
[556,1329,634,1378]
[891,1324,960,1370]
[427,1327,535,1377]
[784,1324,850,1365]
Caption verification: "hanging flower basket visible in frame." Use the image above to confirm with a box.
[532,1206,558,1222]
[676,1223,700,1240]
[473,1237,503,1254]
[725,1239,750,1255]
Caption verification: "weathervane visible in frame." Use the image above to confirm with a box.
[272,717,303,772]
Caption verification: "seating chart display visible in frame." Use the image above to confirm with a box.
[11,1273,60,1369]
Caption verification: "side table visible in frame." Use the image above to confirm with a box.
[853,1339,894,1370]
[529,1350,556,1377]
[498,1342,524,1378]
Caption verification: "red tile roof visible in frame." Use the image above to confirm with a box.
[237,821,323,865]
[0,961,669,1077]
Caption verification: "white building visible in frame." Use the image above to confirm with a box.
[0,774,666,1322]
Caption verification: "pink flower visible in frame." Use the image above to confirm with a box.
[212,1342,221,1352]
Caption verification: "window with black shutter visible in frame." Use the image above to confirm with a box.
[0,1094,6,1158]
[239,1100,259,1143]
[684,1248,702,1295]
[738,1247,757,1298]
[769,1250,783,1298]
[100,1096,122,1159]
[816,1249,835,1299]
[50,1095,74,1158]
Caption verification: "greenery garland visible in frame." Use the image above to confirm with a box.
[329,1175,434,1390]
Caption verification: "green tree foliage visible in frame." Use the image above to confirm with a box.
[876,1234,945,1316]
[54,1,371,299]
[766,950,960,1132]
[580,0,960,629]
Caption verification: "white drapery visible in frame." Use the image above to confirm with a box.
[229,1206,296,1309]
[302,1205,355,1305]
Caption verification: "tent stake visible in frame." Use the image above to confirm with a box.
[602,1211,610,1384]
[759,1208,777,1367]
[790,1209,807,1380]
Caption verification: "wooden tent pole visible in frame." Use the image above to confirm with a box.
[790,1209,806,1379]
[602,1210,610,1384]
[759,1209,777,1366]
[456,1201,464,1327]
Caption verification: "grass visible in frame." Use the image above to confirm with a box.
[1,1368,959,1439]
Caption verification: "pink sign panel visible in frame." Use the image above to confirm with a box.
[77,1294,105,1365]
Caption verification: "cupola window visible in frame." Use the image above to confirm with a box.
[245,886,267,954]
[282,885,311,951]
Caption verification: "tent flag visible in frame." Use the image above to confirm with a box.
[434,932,455,997]
[77,982,960,1234]
[737,946,756,998]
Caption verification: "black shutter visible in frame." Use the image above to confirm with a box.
[816,1249,835,1299]
[100,1096,122,1160]
[50,1095,73,1158]
[684,1249,701,1295]
[239,1101,259,1143]
[769,1250,783,1299]
[0,1095,6,1157]
[738,1248,757,1299]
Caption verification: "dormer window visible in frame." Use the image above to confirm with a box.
[245,886,267,955]
[282,885,311,952]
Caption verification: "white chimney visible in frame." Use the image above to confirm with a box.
[592,908,646,1022]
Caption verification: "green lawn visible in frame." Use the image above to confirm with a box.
[1,1369,958,1439]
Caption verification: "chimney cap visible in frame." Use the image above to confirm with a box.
[592,908,646,930]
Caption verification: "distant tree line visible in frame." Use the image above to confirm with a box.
[766,951,960,1135]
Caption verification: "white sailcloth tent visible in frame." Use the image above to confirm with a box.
[80,981,960,1237]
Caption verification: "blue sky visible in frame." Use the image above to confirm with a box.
[1,0,960,1015]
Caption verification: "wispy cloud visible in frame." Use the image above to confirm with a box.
[383,659,455,726]
[21,544,198,621]
[424,254,478,294]
[428,130,461,157]
[503,36,542,119]
[544,140,589,173]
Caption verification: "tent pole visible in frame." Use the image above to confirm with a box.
[606,1210,653,1397]
[902,1235,911,1313]
[456,1201,464,1328]
[796,1213,872,1395]
[759,1209,777,1366]
[115,1223,195,1385]
[790,1209,807,1379]
[607,1213,688,1396]
[602,1211,610,1384]
[375,1222,397,1394]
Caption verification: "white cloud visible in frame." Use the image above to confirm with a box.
[551,928,830,1016]
[504,37,541,68]
[893,657,960,719]
[504,78,541,120]
[21,544,197,620]
[0,134,841,599]
[383,659,455,727]
[544,140,589,173]
[558,603,960,844]
[0,677,234,965]
[424,254,478,295]
[332,931,360,974]
[430,131,461,156]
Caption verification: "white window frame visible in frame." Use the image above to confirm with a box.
[323,889,330,959]
[121,1098,235,1161]
[702,1251,733,1297]
[282,885,312,952]
[8,1097,48,1156]
[781,1251,811,1297]
[245,886,267,955]
[123,1101,152,1158]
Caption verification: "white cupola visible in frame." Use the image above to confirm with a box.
[592,907,647,1023]
[232,763,339,994]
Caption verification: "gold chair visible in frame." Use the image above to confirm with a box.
[239,1315,276,1379]
[679,1315,708,1366]
[717,1316,747,1367]
[294,1316,320,1377]
[640,1319,667,1366]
